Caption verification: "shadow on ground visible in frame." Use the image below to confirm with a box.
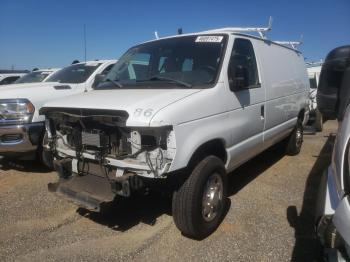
[0,157,51,173]
[287,133,336,261]
[78,141,288,233]
[77,193,172,231]
[227,142,286,196]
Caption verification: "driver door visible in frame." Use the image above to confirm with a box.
[225,37,266,170]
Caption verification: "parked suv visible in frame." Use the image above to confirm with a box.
[0,60,116,164]
[316,45,350,261]
[41,30,309,238]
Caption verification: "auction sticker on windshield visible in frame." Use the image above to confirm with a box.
[195,36,223,43]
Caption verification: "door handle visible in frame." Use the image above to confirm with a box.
[261,105,265,119]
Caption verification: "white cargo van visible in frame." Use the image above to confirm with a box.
[307,63,323,131]
[41,27,309,238]
[0,60,116,164]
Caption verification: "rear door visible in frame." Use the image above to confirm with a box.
[225,37,266,170]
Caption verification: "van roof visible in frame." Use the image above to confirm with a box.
[143,29,302,54]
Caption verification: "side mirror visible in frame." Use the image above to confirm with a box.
[317,45,350,120]
[93,73,105,88]
[229,64,248,91]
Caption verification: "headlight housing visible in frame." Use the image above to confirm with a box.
[0,99,35,124]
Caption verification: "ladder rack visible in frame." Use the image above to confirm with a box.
[154,17,304,51]
[274,35,303,50]
[202,16,273,39]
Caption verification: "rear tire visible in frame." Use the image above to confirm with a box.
[172,155,227,239]
[314,109,323,132]
[286,120,303,156]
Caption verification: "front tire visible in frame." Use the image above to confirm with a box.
[286,120,303,156]
[314,109,323,132]
[172,155,227,239]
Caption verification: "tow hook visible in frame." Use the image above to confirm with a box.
[53,158,72,179]
[111,172,144,197]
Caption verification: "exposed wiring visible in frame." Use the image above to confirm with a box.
[145,151,157,176]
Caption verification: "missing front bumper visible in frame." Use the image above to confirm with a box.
[49,158,144,211]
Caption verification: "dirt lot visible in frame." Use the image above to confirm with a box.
[0,121,337,262]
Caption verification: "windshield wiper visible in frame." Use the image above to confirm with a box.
[105,78,123,88]
[139,75,192,88]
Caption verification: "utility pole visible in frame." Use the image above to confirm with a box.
[84,24,87,62]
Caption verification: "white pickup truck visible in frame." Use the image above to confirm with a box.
[41,27,309,238]
[0,60,116,164]
[0,70,29,85]
[12,68,60,84]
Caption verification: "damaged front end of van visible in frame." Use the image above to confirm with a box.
[42,108,176,211]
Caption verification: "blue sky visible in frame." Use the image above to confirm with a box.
[0,0,349,70]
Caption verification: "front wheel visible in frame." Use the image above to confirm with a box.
[314,109,323,132]
[172,155,227,239]
[286,120,303,156]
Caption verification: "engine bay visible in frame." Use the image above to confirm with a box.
[45,109,176,179]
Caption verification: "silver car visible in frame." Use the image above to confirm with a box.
[316,45,350,261]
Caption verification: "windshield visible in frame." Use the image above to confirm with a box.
[46,62,101,84]
[15,71,50,83]
[101,35,227,89]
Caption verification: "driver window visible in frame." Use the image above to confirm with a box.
[228,38,259,90]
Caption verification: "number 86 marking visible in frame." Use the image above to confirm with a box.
[134,108,154,117]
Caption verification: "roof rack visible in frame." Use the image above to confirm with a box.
[274,35,303,50]
[306,60,323,67]
[202,16,273,39]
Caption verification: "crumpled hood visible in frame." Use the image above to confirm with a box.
[42,89,202,126]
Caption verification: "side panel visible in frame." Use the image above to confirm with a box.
[255,41,309,144]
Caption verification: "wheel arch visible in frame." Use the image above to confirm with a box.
[298,108,305,122]
[186,138,227,170]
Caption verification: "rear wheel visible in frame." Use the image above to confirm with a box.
[314,109,323,132]
[172,155,227,239]
[286,120,303,156]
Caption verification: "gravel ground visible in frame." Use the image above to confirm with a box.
[0,121,337,262]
